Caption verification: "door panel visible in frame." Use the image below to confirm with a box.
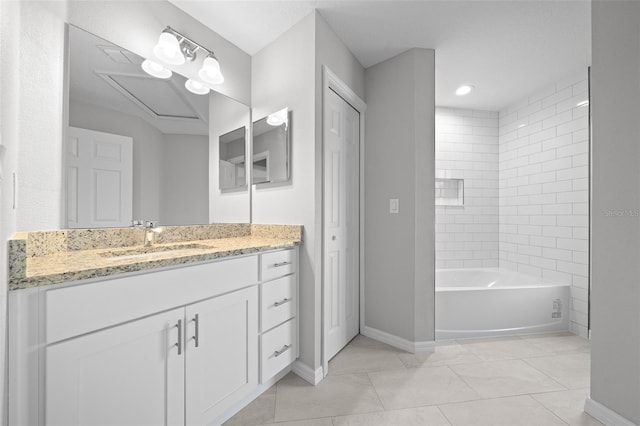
[324,88,360,361]
[46,309,185,426]
[185,286,258,426]
[67,126,133,228]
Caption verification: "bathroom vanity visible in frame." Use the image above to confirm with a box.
[8,224,301,426]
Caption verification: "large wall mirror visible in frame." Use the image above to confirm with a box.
[66,24,250,228]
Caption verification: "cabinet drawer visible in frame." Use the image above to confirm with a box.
[261,275,296,332]
[260,319,296,383]
[261,249,296,281]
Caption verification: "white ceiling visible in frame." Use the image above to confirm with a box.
[170,0,591,111]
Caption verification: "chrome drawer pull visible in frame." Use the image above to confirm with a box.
[273,261,291,268]
[274,344,292,357]
[175,319,183,356]
[273,298,292,307]
[192,314,199,348]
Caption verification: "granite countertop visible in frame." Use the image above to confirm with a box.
[9,224,302,290]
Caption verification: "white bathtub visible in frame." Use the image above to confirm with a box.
[435,268,570,340]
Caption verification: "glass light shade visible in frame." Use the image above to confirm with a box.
[141,59,172,79]
[185,79,210,95]
[153,32,185,65]
[455,85,474,96]
[198,55,224,85]
[267,108,288,126]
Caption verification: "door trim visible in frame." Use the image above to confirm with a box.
[321,66,367,377]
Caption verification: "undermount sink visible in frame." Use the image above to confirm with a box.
[100,243,212,260]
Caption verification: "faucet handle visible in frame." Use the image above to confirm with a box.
[132,219,144,227]
[144,220,158,228]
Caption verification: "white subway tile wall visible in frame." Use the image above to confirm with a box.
[435,108,499,269]
[498,70,589,337]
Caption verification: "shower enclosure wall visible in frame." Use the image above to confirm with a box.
[435,70,590,338]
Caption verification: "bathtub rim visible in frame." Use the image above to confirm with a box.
[435,267,571,291]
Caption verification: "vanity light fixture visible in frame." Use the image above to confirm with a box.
[198,54,224,85]
[185,79,210,95]
[152,26,225,85]
[141,59,172,79]
[153,30,185,65]
[455,85,474,96]
[266,108,288,126]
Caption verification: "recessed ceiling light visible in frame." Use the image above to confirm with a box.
[576,100,589,108]
[455,85,474,96]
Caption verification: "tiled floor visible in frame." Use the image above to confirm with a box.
[225,333,601,426]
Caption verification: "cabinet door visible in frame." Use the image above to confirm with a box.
[185,286,258,425]
[46,309,185,426]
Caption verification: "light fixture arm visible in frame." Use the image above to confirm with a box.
[162,26,217,63]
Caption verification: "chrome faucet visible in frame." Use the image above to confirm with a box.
[133,220,162,246]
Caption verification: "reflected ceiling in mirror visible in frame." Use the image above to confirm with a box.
[66,25,250,228]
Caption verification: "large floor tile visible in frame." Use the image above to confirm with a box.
[273,373,383,422]
[457,336,548,361]
[450,359,565,398]
[532,388,604,426]
[258,418,334,426]
[438,395,567,426]
[398,343,482,368]
[524,352,590,389]
[225,385,276,425]
[368,365,480,410]
[521,333,591,354]
[328,335,406,375]
[333,406,451,426]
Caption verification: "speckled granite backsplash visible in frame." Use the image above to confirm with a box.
[9,224,302,290]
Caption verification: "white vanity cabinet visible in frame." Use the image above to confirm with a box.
[184,287,258,425]
[9,247,299,426]
[46,286,258,426]
[259,248,298,383]
[46,308,186,426]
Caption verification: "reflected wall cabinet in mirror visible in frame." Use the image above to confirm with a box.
[65,24,251,228]
[219,126,247,190]
[252,108,291,185]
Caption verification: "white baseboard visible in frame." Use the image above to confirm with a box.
[584,398,636,426]
[362,326,435,353]
[291,360,323,385]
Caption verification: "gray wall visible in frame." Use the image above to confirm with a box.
[161,134,209,225]
[590,1,640,423]
[251,10,365,371]
[364,49,435,343]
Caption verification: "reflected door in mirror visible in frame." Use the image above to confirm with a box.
[67,127,133,228]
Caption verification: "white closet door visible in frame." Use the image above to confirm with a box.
[67,126,133,228]
[324,88,360,361]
